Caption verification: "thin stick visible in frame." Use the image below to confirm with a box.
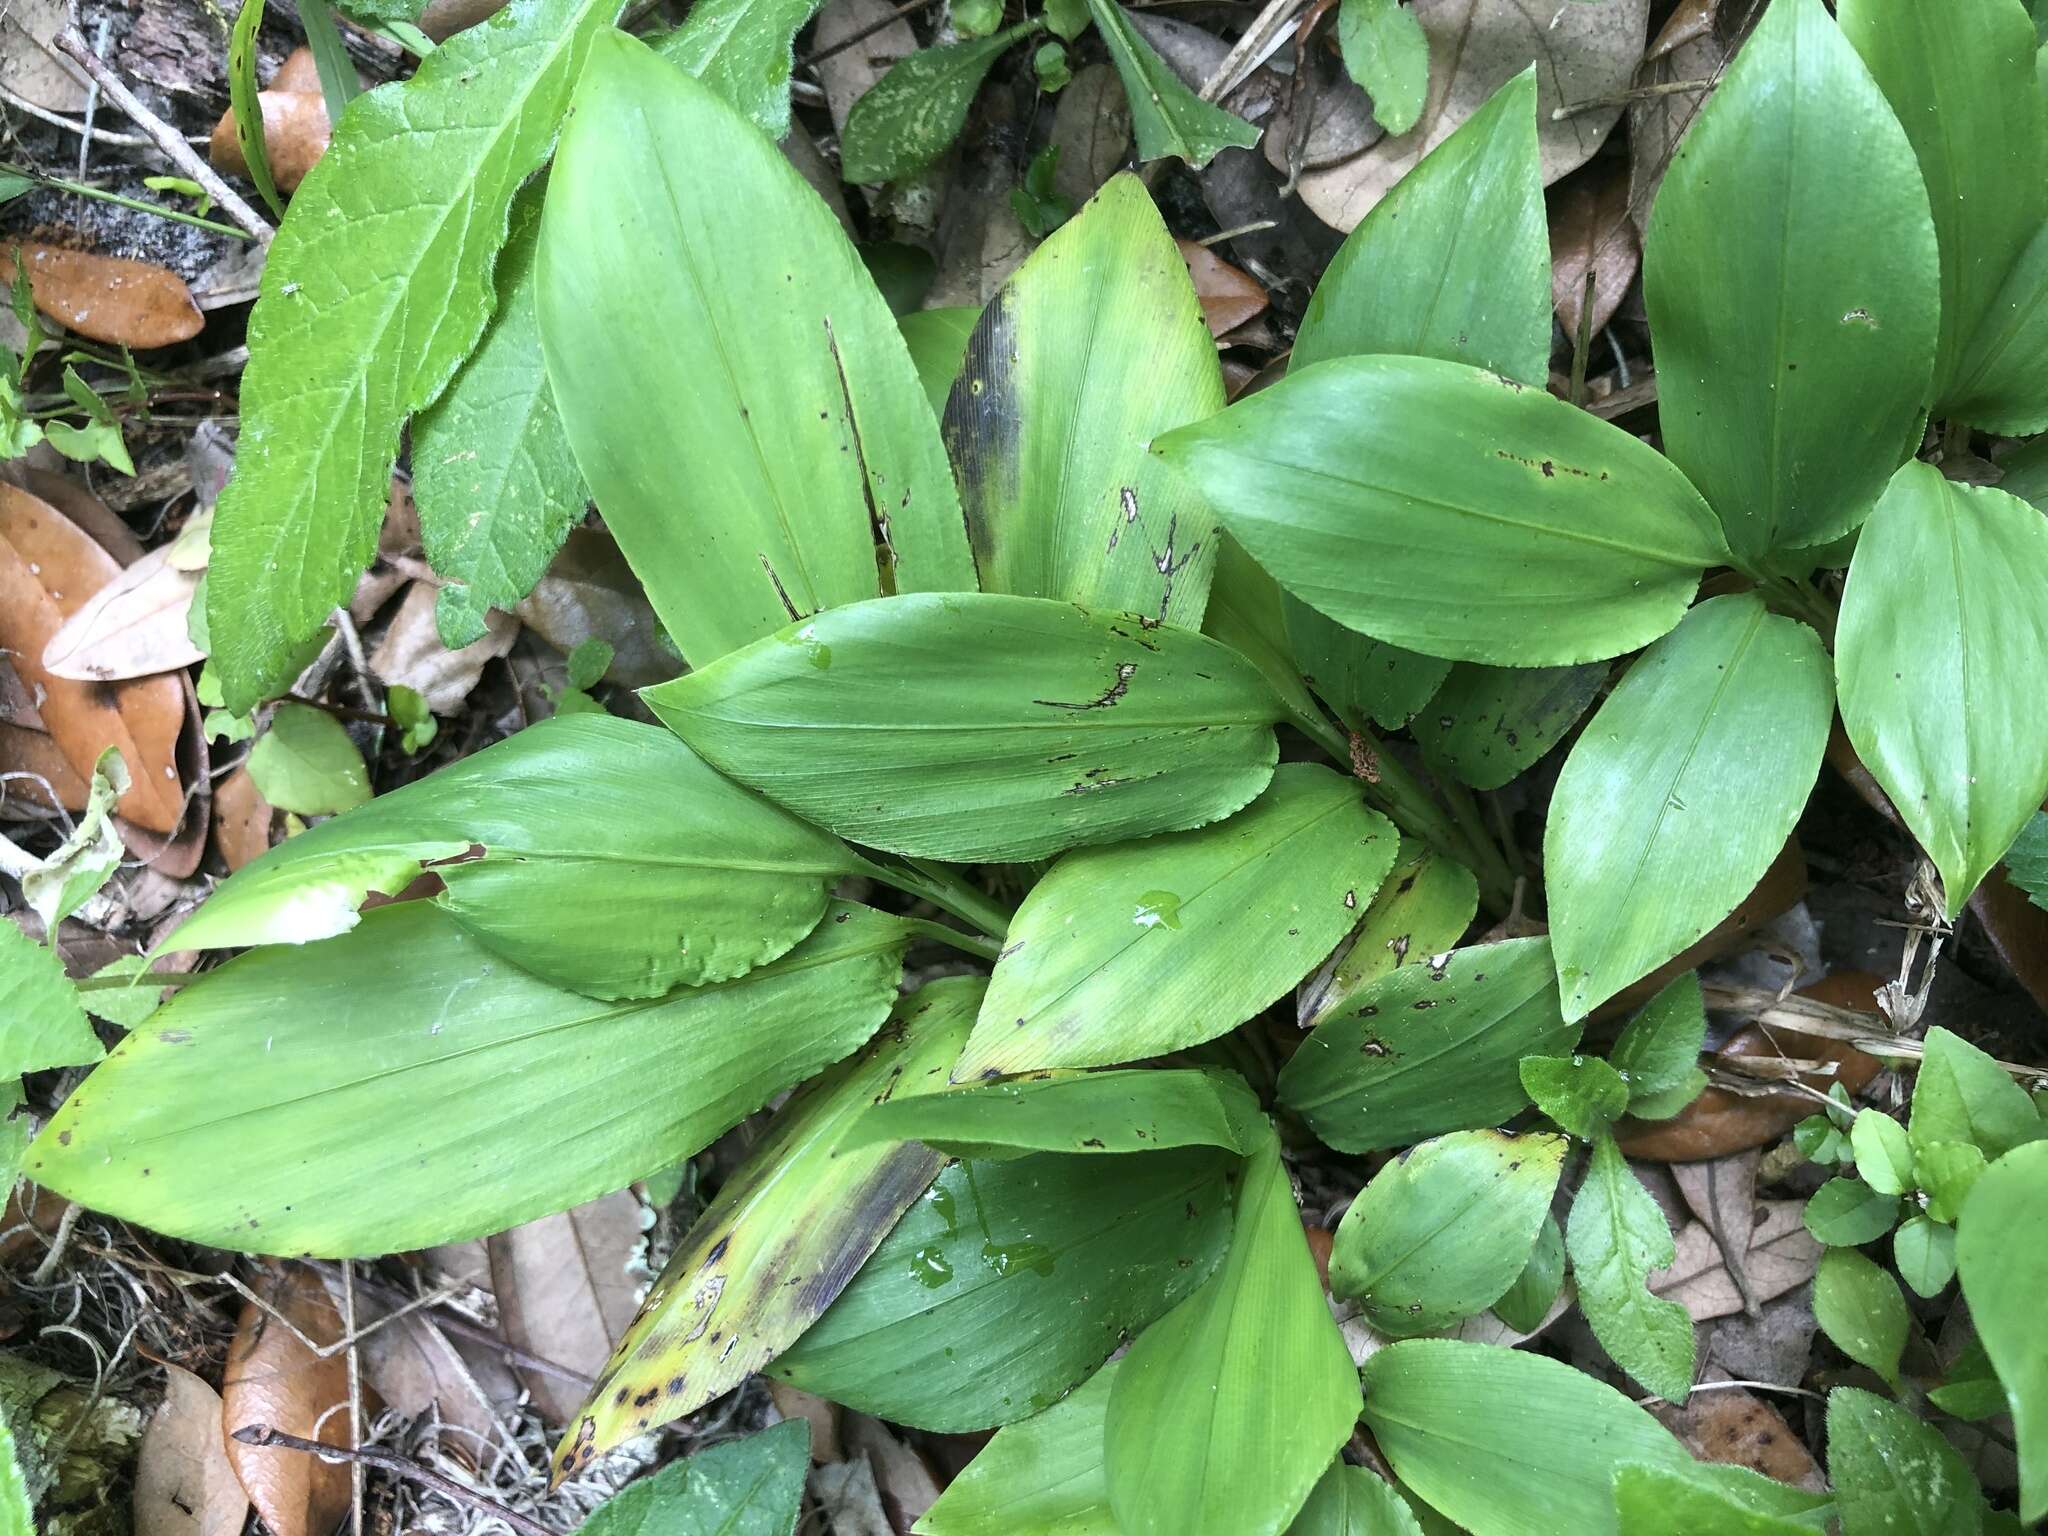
[1551,79,1718,118]
[305,1260,598,1387]
[342,1262,364,1536]
[797,0,937,69]
[229,1425,556,1536]
[1197,219,1277,247]
[51,28,273,242]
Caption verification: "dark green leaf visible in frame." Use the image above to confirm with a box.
[1084,0,1258,167]
[1493,1213,1565,1333]
[228,0,284,220]
[2007,810,2048,910]
[1412,662,1606,792]
[654,0,825,138]
[1948,217,2048,432]
[1610,973,1709,1110]
[841,26,1037,184]
[1521,1055,1629,1140]
[1813,1249,1910,1388]
[1918,1140,1989,1224]
[1567,1132,1695,1400]
[573,1419,807,1535]
[1928,1336,2006,1421]
[1289,1463,1426,1536]
[1297,840,1479,1029]
[1284,597,1448,734]
[899,306,980,415]
[1803,1178,1903,1246]
[1826,1386,1987,1535]
[1957,1139,2048,1520]
[0,924,100,1080]
[1610,1463,1830,1536]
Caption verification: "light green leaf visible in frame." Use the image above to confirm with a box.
[900,306,979,414]
[1546,594,1833,1021]
[1918,1140,1989,1224]
[207,0,618,710]
[1413,662,1607,792]
[1085,0,1258,167]
[1284,597,1448,734]
[1851,1110,1915,1196]
[0,924,100,1080]
[1329,1128,1565,1335]
[1293,69,1546,384]
[1803,1177,1903,1246]
[1929,1336,2006,1422]
[227,0,283,219]
[1154,357,1726,667]
[1840,0,2045,406]
[413,181,586,650]
[1290,1463,1426,1536]
[840,1065,1263,1159]
[79,956,166,1032]
[1361,1339,1692,1536]
[1826,1386,1987,1535]
[646,593,1281,862]
[1297,839,1479,1029]
[0,1413,29,1536]
[27,901,907,1255]
[1813,1249,1910,1389]
[944,174,1225,627]
[21,748,127,928]
[387,683,436,752]
[1642,0,1938,563]
[1948,217,2048,433]
[44,368,133,475]
[246,703,371,817]
[776,1145,1232,1430]
[538,31,974,671]
[1336,0,1428,136]
[1957,1139,2048,1520]
[1521,1055,1629,1140]
[1837,463,2048,916]
[573,1419,808,1536]
[841,25,1036,184]
[1910,1026,2045,1163]
[1104,1126,1362,1536]
[1894,1214,1957,1298]
[1610,973,1709,1110]
[956,763,1396,1074]
[1493,1212,1565,1333]
[1201,533,1333,749]
[166,716,854,1000]
[2008,810,2048,909]
[554,979,974,1475]
[653,0,824,138]
[1568,1132,1695,1400]
[1280,935,1579,1154]
[1610,1463,1830,1536]
[915,1358,1121,1536]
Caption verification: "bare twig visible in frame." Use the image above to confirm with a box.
[1197,219,1277,247]
[342,1262,364,1536]
[1552,79,1720,118]
[797,0,937,70]
[230,1424,557,1536]
[306,1260,597,1387]
[50,28,274,241]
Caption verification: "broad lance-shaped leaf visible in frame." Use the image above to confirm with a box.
[1279,935,1580,1153]
[901,306,979,415]
[1284,596,1448,735]
[945,175,1226,627]
[553,979,977,1481]
[654,0,824,139]
[28,901,908,1255]
[1642,0,1938,563]
[1611,1464,1834,1536]
[918,1358,1123,1536]
[1155,357,1726,667]
[1836,462,2048,917]
[1085,0,1258,168]
[576,1420,808,1536]
[413,181,586,650]
[538,31,975,671]
[1813,1249,1909,1389]
[1947,215,2048,434]
[840,24,1038,185]
[1297,839,1479,1029]
[162,715,857,1001]
[646,593,1282,862]
[1412,661,1607,793]
[775,1145,1233,1430]
[1328,1129,1565,1336]
[1104,1125,1361,1536]
[1545,594,1833,1021]
[955,763,1397,1076]
[206,0,619,711]
[1201,533,1332,749]
[1958,1140,2048,1521]
[1567,1132,1695,1401]
[0,922,101,1080]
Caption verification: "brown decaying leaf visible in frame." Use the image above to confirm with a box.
[514,527,677,690]
[369,580,520,715]
[0,1183,72,1267]
[1651,1199,1820,1324]
[355,1307,508,1453]
[0,242,203,350]
[221,1265,352,1536]
[1050,65,1133,210]
[0,0,90,112]
[209,48,335,196]
[211,765,275,873]
[1628,2,1740,236]
[417,0,507,38]
[812,0,916,134]
[1263,47,1381,179]
[0,721,89,815]
[844,1413,941,1532]
[1175,238,1269,338]
[1968,865,2048,1014]
[1549,164,1640,343]
[8,467,146,562]
[115,670,210,879]
[135,1363,250,1536]
[811,1456,895,1536]
[0,657,42,728]
[486,1191,643,1425]
[0,484,185,832]
[1655,1386,1824,1491]
[768,1382,843,1464]
[42,539,205,682]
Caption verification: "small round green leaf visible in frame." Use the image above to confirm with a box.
[1804,1177,1904,1247]
[1894,1214,1957,1299]
[1850,1109,1916,1197]
[1520,1054,1629,1140]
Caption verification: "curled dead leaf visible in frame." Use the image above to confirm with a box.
[1967,865,2048,1014]
[43,540,204,682]
[208,49,334,196]
[0,242,203,350]
[514,527,677,690]
[211,765,276,873]
[1654,1386,1824,1491]
[1549,164,1640,343]
[135,1363,250,1536]
[0,722,88,815]
[113,671,209,879]
[368,579,519,715]
[1176,238,1269,337]
[221,1265,352,1536]
[7,467,146,562]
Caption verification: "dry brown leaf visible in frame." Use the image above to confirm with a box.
[1651,1200,1820,1324]
[811,1455,894,1536]
[0,484,185,832]
[209,49,335,196]
[1549,164,1640,343]
[1656,1387,1823,1491]
[356,1308,507,1452]
[211,765,275,873]
[1176,239,1269,337]
[1968,865,2048,1013]
[1263,52,1381,177]
[486,1190,643,1425]
[768,1382,843,1464]
[0,722,87,815]
[114,670,209,878]
[42,541,204,682]
[813,0,916,133]
[417,0,508,38]
[7,467,146,562]
[1671,1150,1762,1312]
[514,527,677,690]
[0,242,203,350]
[0,656,42,728]
[784,124,855,236]
[0,0,89,112]
[135,1363,250,1536]
[1628,10,1737,236]
[0,1182,71,1267]
[368,579,519,715]
[844,1414,941,1532]
[1050,65,1133,209]
[222,1266,352,1536]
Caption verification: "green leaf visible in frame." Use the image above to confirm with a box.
[79,956,166,1032]
[564,638,612,691]
[1813,1248,1910,1389]
[2008,810,2048,908]
[776,1145,1232,1429]
[1642,0,1939,563]
[1894,1214,1957,1298]
[1838,466,2048,916]
[538,31,974,671]
[227,0,283,220]
[1795,1114,1851,1167]
[1918,1139,1989,1224]
[387,684,436,752]
[1957,1139,2048,1520]
[956,763,1396,1074]
[1336,0,1428,136]
[166,716,854,1000]
[1947,216,2048,433]
[1328,1128,1564,1335]
[1850,1110,1915,1197]
[900,306,980,415]
[653,0,825,138]
[1521,1055,1629,1140]
[413,181,586,650]
[555,979,975,1475]
[1280,935,1579,1154]
[1568,1131,1695,1400]
[646,593,1281,862]
[0,1413,29,1536]
[841,25,1037,184]
[28,901,907,1255]
[1033,41,1072,92]
[1610,973,1709,1110]
[1840,0,2046,406]
[1104,1126,1362,1536]
[1084,0,1258,167]
[1826,1386,1987,1535]
[245,702,371,816]
[1545,595,1834,1021]
[207,0,618,711]
[1290,1463,1426,1536]
[573,1419,808,1536]
[21,748,127,928]
[840,1065,1263,1159]
[0,924,100,1080]
[1412,662,1607,792]
[1154,357,1727,667]
[1297,839,1479,1029]
[1610,1464,1829,1536]
[1293,69,1546,384]
[1493,1213,1565,1333]
[1201,533,1334,749]
[1284,596,1449,734]
[915,1358,1121,1536]
[944,174,1225,626]
[44,368,133,475]
[1929,1336,2006,1421]
[1361,1339,1691,1536]
[1803,1178,1904,1246]
[1910,1026,2045,1162]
